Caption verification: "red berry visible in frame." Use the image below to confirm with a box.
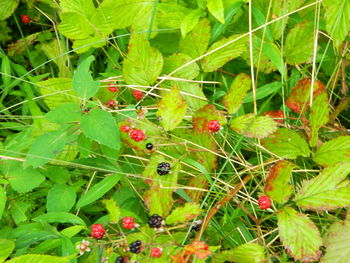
[129,129,145,142]
[132,90,143,100]
[107,83,119,92]
[122,217,136,229]
[150,247,163,258]
[208,120,220,132]
[120,124,131,133]
[262,110,284,123]
[106,99,116,108]
[20,14,30,23]
[91,224,105,239]
[258,195,271,210]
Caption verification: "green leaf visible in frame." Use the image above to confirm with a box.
[264,160,295,203]
[321,213,350,263]
[180,9,204,38]
[323,0,350,47]
[33,212,86,226]
[80,109,120,150]
[0,239,15,262]
[201,34,248,72]
[294,163,350,211]
[179,18,211,59]
[47,184,76,213]
[0,0,18,20]
[222,73,251,114]
[207,0,225,23]
[10,201,30,225]
[122,32,163,86]
[45,103,81,124]
[212,243,267,263]
[166,203,202,225]
[6,255,75,263]
[261,128,310,159]
[278,207,322,262]
[72,56,100,100]
[174,82,207,112]
[192,104,227,133]
[76,174,121,208]
[284,21,314,65]
[157,87,187,131]
[230,114,278,139]
[60,225,85,238]
[0,185,6,220]
[309,93,329,147]
[7,165,45,193]
[162,53,200,80]
[102,199,120,224]
[313,136,350,166]
[157,3,190,29]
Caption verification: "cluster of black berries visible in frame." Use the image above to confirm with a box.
[148,214,163,228]
[129,240,142,254]
[191,220,203,231]
[157,162,171,175]
[115,256,124,263]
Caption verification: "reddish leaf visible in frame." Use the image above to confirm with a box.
[192,104,226,133]
[262,110,285,123]
[184,241,212,259]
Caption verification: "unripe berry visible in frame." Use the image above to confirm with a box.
[132,90,143,100]
[120,124,131,133]
[208,120,220,132]
[106,99,116,108]
[150,247,163,258]
[129,129,145,142]
[108,83,119,92]
[258,195,271,210]
[122,217,136,229]
[20,14,30,23]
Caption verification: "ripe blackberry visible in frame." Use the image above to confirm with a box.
[115,256,124,263]
[129,240,142,254]
[157,162,171,175]
[146,143,153,150]
[148,214,163,228]
[191,220,203,231]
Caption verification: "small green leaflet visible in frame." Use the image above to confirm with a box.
[166,203,202,225]
[180,9,204,38]
[80,109,120,150]
[313,136,350,166]
[46,184,76,213]
[45,103,81,124]
[0,239,14,262]
[0,185,6,220]
[0,0,18,20]
[212,243,267,263]
[7,164,45,193]
[264,161,295,203]
[72,55,100,100]
[33,212,86,226]
[207,0,225,23]
[294,163,350,211]
[309,93,329,147]
[157,87,187,131]
[230,114,278,139]
[102,199,120,224]
[6,255,75,263]
[10,201,30,225]
[278,207,322,262]
[162,53,200,80]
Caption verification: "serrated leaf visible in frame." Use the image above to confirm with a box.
[76,174,121,208]
[162,53,200,80]
[102,199,120,224]
[157,3,190,29]
[0,185,6,220]
[261,128,310,159]
[321,214,350,263]
[166,203,202,225]
[73,56,100,100]
[0,239,14,262]
[10,201,30,225]
[309,92,329,147]
[80,109,120,150]
[7,164,45,193]
[192,104,226,133]
[285,21,314,65]
[207,0,225,23]
[179,18,211,59]
[45,103,81,124]
[230,114,278,139]
[122,32,163,86]
[201,34,248,72]
[286,78,326,114]
[181,9,204,38]
[157,87,187,131]
[33,212,85,226]
[313,136,350,166]
[278,207,322,262]
[264,160,295,203]
[222,73,251,114]
[47,184,76,213]
[294,163,350,211]
[0,0,18,20]
[323,0,350,47]
[175,82,207,112]
[6,255,75,263]
[212,243,267,263]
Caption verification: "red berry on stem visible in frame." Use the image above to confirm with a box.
[129,129,145,142]
[132,90,143,100]
[120,124,131,133]
[21,14,30,23]
[258,195,271,210]
[91,224,105,239]
[150,247,163,258]
[107,83,119,92]
[106,99,116,108]
[122,217,136,229]
[208,120,220,132]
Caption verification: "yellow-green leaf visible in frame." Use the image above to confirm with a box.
[102,199,120,224]
[309,93,329,147]
[313,136,350,166]
[162,53,200,80]
[207,0,225,23]
[166,203,202,225]
[180,9,204,38]
[212,243,267,263]
[6,255,75,263]
[0,0,18,20]
[0,239,14,262]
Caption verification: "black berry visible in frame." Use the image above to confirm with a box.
[157,162,171,175]
[191,220,203,231]
[115,256,124,263]
[129,240,142,254]
[146,143,153,150]
[148,214,163,228]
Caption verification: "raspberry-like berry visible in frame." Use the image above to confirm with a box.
[146,143,153,150]
[122,217,136,229]
[120,124,131,133]
[21,14,30,23]
[91,224,105,239]
[106,99,116,108]
[115,256,124,263]
[129,129,145,142]
[258,195,271,210]
[132,90,143,100]
[108,83,119,92]
[157,162,171,176]
[150,247,163,258]
[129,240,142,254]
[148,214,163,228]
[208,120,220,132]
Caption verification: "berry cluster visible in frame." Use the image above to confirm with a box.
[122,217,137,230]
[133,90,143,100]
[108,83,119,92]
[208,120,220,132]
[129,129,145,142]
[129,240,142,254]
[150,247,163,258]
[115,256,124,263]
[258,195,271,210]
[148,214,163,228]
[91,224,105,239]
[157,162,171,176]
